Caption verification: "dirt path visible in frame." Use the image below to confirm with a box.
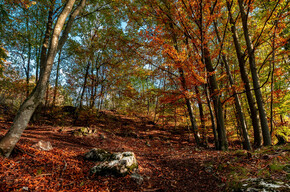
[0,112,225,191]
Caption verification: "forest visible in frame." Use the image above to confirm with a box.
[0,0,289,191]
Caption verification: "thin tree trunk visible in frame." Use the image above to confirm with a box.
[79,61,90,108]
[52,49,62,106]
[24,13,32,97]
[195,86,207,146]
[270,24,276,135]
[0,0,86,157]
[237,0,271,146]
[168,21,201,146]
[226,1,261,148]
[205,83,219,150]
[45,81,50,107]
[213,19,251,150]
[204,47,228,150]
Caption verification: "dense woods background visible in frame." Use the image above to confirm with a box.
[1,0,289,152]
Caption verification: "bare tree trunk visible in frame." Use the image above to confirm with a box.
[0,0,86,157]
[195,86,207,146]
[52,49,62,107]
[205,83,219,149]
[168,20,201,146]
[237,0,271,146]
[226,1,262,148]
[26,39,31,96]
[270,24,276,135]
[213,18,251,150]
[45,81,50,107]
[79,61,90,108]
[204,47,228,150]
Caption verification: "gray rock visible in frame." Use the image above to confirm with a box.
[130,173,144,185]
[84,148,112,161]
[87,149,138,176]
[31,140,53,151]
[237,178,290,192]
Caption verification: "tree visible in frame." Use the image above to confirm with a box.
[0,0,87,157]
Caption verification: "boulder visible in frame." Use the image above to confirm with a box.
[31,140,53,151]
[85,149,138,176]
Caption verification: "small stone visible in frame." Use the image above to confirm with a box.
[100,133,106,139]
[22,187,28,191]
[145,141,151,147]
[131,173,144,185]
[31,140,53,151]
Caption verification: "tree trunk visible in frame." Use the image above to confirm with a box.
[0,0,86,157]
[52,49,62,106]
[26,35,31,97]
[213,19,251,150]
[226,1,262,148]
[195,86,207,146]
[270,24,276,135]
[237,0,271,146]
[205,83,219,150]
[79,61,90,108]
[168,20,201,146]
[204,47,228,150]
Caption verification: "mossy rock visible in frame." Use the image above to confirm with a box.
[234,178,290,192]
[234,150,248,157]
[84,148,113,161]
[88,150,138,177]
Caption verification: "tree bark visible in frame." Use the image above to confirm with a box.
[167,19,201,146]
[213,18,251,150]
[237,0,271,146]
[52,49,62,106]
[205,83,219,149]
[79,61,90,108]
[226,1,262,148]
[203,47,228,150]
[195,86,207,146]
[270,24,276,135]
[0,0,86,157]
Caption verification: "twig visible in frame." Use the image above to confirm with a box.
[59,159,67,178]
[142,188,161,192]
[36,173,52,177]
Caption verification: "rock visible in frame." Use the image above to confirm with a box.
[31,140,53,151]
[145,141,151,147]
[86,149,138,177]
[236,178,290,192]
[84,148,112,161]
[71,127,97,137]
[130,173,144,185]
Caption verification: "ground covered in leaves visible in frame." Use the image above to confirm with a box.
[0,110,289,191]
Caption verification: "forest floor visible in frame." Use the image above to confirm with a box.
[0,110,289,192]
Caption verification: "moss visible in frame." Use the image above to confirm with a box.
[234,150,248,157]
[269,164,285,172]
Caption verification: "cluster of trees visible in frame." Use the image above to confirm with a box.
[0,0,289,157]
